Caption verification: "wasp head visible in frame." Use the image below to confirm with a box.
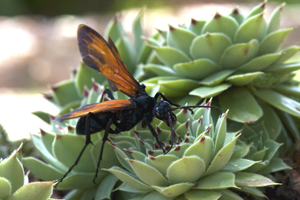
[153,101,177,126]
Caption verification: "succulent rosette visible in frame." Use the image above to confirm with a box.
[104,101,279,199]
[136,1,300,133]
[0,144,60,200]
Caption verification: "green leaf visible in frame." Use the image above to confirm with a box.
[104,166,152,191]
[174,59,220,80]
[0,146,24,194]
[32,111,51,124]
[204,134,240,176]
[274,46,300,64]
[235,172,279,187]
[220,39,259,69]
[126,159,169,186]
[95,173,119,200]
[217,189,243,200]
[167,25,196,57]
[152,46,191,68]
[22,157,64,181]
[238,187,266,198]
[226,72,264,86]
[244,1,266,20]
[145,154,178,176]
[202,13,239,40]
[75,63,106,96]
[237,53,281,72]
[222,158,258,172]
[190,84,231,98]
[229,7,244,25]
[251,88,300,118]
[105,15,124,42]
[256,101,282,140]
[0,177,11,199]
[184,190,221,200]
[184,135,214,168]
[190,33,232,63]
[219,87,263,123]
[52,79,81,107]
[200,70,234,86]
[214,111,228,153]
[258,158,291,174]
[268,3,286,34]
[188,19,206,35]
[195,172,237,189]
[152,183,194,198]
[7,181,54,200]
[167,156,206,184]
[265,62,300,74]
[143,64,177,76]
[53,134,96,172]
[234,13,267,43]
[132,8,145,53]
[258,28,293,56]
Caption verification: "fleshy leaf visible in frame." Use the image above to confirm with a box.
[126,159,169,186]
[95,173,119,200]
[7,181,54,200]
[195,172,237,189]
[188,19,206,34]
[204,134,240,176]
[145,154,178,176]
[229,7,244,25]
[0,177,11,199]
[237,53,281,72]
[268,3,286,34]
[258,28,293,56]
[200,70,234,86]
[220,39,259,69]
[190,84,231,98]
[257,157,291,174]
[274,46,300,64]
[219,87,263,123]
[132,8,145,53]
[143,64,178,76]
[152,183,195,198]
[235,172,279,187]
[264,62,300,74]
[201,13,239,40]
[167,156,206,184]
[104,166,152,191]
[191,33,232,63]
[244,0,266,20]
[222,158,258,172]
[184,190,221,200]
[167,25,196,57]
[152,46,191,68]
[226,72,264,86]
[234,13,267,43]
[174,59,220,80]
[0,145,24,194]
[251,88,300,118]
[104,15,124,42]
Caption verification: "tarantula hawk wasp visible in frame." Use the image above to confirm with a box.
[54,24,221,188]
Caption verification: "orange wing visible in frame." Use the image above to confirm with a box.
[56,99,134,121]
[77,24,141,97]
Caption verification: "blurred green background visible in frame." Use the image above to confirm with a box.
[0,0,299,141]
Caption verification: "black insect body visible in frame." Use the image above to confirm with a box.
[54,24,221,188]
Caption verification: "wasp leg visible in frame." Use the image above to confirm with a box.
[54,112,95,188]
[154,92,194,114]
[93,117,114,184]
[143,117,166,154]
[100,88,115,102]
[166,113,175,154]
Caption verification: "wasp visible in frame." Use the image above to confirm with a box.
[54,24,221,187]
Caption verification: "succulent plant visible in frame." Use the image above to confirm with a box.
[0,144,60,200]
[104,102,280,199]
[128,1,300,138]
[24,83,124,199]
